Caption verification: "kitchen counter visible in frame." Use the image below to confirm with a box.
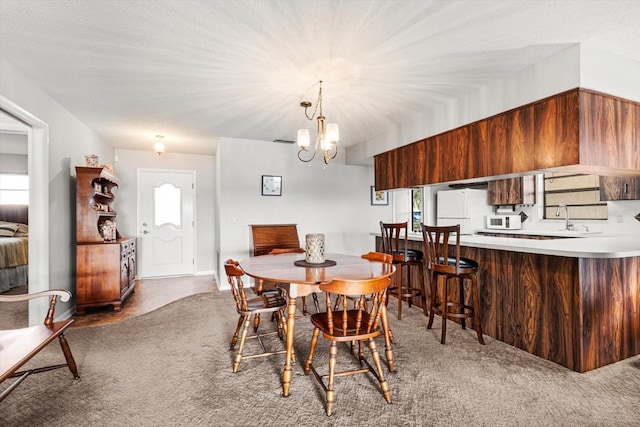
[373,230,640,372]
[396,231,640,258]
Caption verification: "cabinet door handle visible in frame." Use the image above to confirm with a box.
[623,183,628,194]
[143,230,150,234]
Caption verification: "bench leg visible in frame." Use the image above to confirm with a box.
[59,333,80,379]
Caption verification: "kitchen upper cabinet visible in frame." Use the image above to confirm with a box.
[374,89,639,192]
[599,176,640,200]
[488,175,536,205]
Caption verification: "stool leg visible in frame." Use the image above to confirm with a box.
[419,261,428,316]
[407,263,413,309]
[427,270,437,330]
[459,277,466,330]
[471,273,485,345]
[441,276,448,345]
[397,264,404,320]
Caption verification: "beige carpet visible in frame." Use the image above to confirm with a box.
[2,290,639,426]
[0,284,28,330]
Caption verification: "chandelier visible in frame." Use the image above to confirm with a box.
[297,80,339,164]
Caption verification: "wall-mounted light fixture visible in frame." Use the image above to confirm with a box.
[154,135,165,155]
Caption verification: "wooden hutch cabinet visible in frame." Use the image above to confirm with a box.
[75,167,136,315]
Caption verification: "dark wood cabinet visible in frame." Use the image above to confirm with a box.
[374,89,639,191]
[384,236,640,373]
[488,175,536,205]
[249,224,300,256]
[75,167,136,314]
[599,176,640,200]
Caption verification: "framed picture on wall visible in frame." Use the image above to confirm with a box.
[262,175,282,196]
[371,186,388,205]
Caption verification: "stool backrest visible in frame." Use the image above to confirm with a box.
[421,224,463,275]
[379,221,409,262]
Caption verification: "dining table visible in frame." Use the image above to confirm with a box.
[239,252,396,397]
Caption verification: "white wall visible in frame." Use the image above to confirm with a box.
[215,137,392,289]
[113,148,216,274]
[0,132,28,173]
[347,43,640,165]
[0,59,109,314]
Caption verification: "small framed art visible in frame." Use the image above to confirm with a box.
[262,175,282,196]
[371,186,388,205]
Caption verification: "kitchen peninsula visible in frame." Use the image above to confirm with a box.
[376,232,640,372]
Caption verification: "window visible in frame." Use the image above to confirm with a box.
[543,173,607,220]
[0,173,29,205]
[411,188,422,232]
[392,187,423,232]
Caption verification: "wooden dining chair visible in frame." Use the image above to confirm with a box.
[224,259,289,373]
[335,251,393,310]
[304,274,394,416]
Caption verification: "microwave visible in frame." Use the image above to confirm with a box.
[486,214,522,230]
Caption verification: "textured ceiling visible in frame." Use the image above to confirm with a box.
[1,0,639,157]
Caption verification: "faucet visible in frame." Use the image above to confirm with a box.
[555,204,573,231]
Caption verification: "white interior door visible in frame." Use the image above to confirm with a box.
[137,169,195,278]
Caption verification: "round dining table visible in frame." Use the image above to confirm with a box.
[240,252,396,397]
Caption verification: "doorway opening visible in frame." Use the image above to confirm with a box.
[0,95,50,326]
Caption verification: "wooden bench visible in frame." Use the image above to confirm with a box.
[0,290,80,402]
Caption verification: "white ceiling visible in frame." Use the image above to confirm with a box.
[1,0,639,158]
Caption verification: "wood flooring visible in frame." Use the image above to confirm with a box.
[72,274,216,328]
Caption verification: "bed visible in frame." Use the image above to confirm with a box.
[0,205,28,293]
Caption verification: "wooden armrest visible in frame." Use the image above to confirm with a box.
[0,289,71,303]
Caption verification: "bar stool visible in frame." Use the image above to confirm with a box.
[421,224,484,345]
[380,221,428,320]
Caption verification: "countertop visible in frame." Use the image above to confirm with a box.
[375,230,640,259]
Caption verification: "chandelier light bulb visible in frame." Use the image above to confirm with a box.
[297,129,311,149]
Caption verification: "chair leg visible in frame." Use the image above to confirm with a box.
[326,342,338,416]
[58,333,80,379]
[305,328,320,375]
[471,274,485,345]
[312,293,320,313]
[301,296,309,315]
[233,314,252,373]
[253,313,261,332]
[230,315,245,350]
[368,338,391,404]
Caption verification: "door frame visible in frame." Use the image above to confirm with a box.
[0,95,50,325]
[136,168,197,277]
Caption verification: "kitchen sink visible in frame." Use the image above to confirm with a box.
[476,230,602,240]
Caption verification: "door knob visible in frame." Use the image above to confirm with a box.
[143,230,150,234]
